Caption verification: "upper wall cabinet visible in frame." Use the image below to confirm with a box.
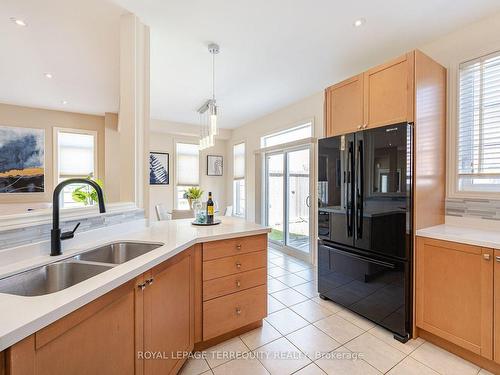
[325,51,416,137]
[364,52,414,128]
[325,74,364,136]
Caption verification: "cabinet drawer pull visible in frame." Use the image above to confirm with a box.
[236,244,242,250]
[484,254,491,261]
[235,307,241,315]
[236,262,242,269]
[236,280,241,288]
[357,125,362,130]
[146,278,154,285]
[138,283,146,291]
[496,256,500,262]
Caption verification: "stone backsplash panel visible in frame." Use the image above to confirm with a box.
[0,209,145,250]
[446,198,500,220]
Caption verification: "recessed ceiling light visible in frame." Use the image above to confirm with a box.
[10,17,27,27]
[61,100,68,105]
[44,73,53,79]
[353,18,366,27]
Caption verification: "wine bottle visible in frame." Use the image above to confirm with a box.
[206,192,214,224]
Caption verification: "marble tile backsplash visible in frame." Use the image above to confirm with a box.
[0,209,145,250]
[446,198,500,220]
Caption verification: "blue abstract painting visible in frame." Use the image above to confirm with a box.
[0,126,45,193]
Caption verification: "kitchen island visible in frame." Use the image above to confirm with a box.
[0,217,270,375]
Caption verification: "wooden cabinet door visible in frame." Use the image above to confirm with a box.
[364,52,414,128]
[7,281,139,375]
[0,350,5,375]
[324,74,364,137]
[144,248,194,375]
[416,237,493,358]
[494,250,500,363]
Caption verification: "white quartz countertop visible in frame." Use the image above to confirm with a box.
[0,217,270,351]
[416,223,500,250]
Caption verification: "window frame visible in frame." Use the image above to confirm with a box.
[232,141,246,218]
[260,120,313,148]
[174,140,200,209]
[449,49,500,199]
[53,127,98,208]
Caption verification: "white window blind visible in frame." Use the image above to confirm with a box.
[233,143,245,217]
[233,143,245,179]
[56,130,97,208]
[176,142,199,186]
[58,132,95,178]
[458,50,500,193]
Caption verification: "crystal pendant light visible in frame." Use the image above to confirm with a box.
[198,43,219,150]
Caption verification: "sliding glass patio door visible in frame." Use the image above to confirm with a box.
[265,145,312,262]
[266,153,285,244]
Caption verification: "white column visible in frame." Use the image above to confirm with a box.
[104,112,120,203]
[118,13,150,214]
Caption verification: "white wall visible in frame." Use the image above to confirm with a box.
[104,112,120,203]
[150,11,500,225]
[149,119,229,221]
[119,14,150,212]
[225,92,324,223]
[0,103,107,204]
[419,11,500,202]
[223,11,500,225]
[419,12,500,68]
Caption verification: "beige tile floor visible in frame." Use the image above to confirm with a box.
[180,248,492,375]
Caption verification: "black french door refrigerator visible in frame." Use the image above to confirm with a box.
[317,122,412,342]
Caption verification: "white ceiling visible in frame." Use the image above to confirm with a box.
[111,0,500,128]
[2,1,500,127]
[0,0,123,115]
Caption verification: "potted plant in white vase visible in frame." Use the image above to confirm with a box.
[183,187,203,209]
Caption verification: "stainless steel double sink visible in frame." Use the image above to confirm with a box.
[0,241,163,297]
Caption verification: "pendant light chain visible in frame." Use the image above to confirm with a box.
[212,51,216,101]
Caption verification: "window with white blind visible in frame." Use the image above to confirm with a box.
[457,50,500,193]
[176,142,199,209]
[233,142,245,217]
[55,129,97,208]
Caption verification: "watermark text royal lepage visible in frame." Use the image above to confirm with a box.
[136,350,364,361]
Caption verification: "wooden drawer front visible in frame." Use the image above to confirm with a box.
[203,285,267,340]
[203,250,266,281]
[203,268,267,301]
[203,234,267,261]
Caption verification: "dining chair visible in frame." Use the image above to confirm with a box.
[224,205,233,216]
[155,204,169,221]
[171,209,195,220]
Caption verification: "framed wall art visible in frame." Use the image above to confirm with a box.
[207,155,223,176]
[149,152,169,185]
[0,125,45,193]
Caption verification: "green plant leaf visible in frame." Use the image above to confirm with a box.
[70,175,105,205]
[71,188,88,204]
[185,186,203,199]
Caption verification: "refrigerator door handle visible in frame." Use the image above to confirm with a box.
[346,141,354,237]
[322,244,396,269]
[356,139,364,239]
